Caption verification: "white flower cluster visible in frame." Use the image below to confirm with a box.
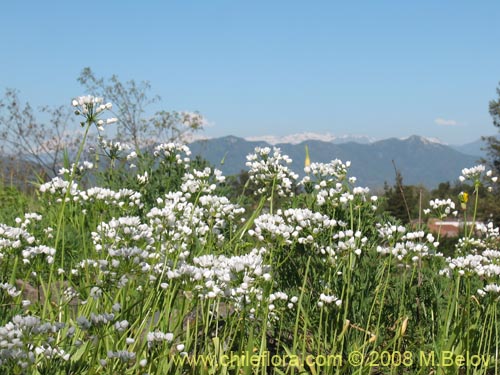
[487,169,499,183]
[423,198,457,218]
[454,237,486,255]
[301,160,369,207]
[332,229,368,258]
[106,350,136,362]
[0,315,67,368]
[0,216,52,266]
[0,224,35,253]
[80,187,143,209]
[303,159,350,182]
[154,143,191,169]
[443,252,500,290]
[137,171,149,185]
[377,230,440,263]
[77,312,116,329]
[39,177,79,201]
[454,222,499,255]
[441,222,500,296]
[459,165,486,183]
[0,283,21,298]
[476,222,500,249]
[92,216,155,254]
[249,208,335,248]
[246,147,298,197]
[441,254,489,278]
[21,245,56,265]
[181,167,225,196]
[477,283,500,297]
[57,161,94,176]
[146,331,174,348]
[269,292,298,310]
[148,190,244,254]
[317,293,342,308]
[249,214,294,244]
[33,345,70,361]
[40,179,143,209]
[147,192,203,256]
[167,248,270,308]
[72,95,117,131]
[459,165,497,190]
[197,195,245,235]
[98,137,132,158]
[72,95,110,111]
[76,178,255,294]
[267,292,299,321]
[376,223,407,242]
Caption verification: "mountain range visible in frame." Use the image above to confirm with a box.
[188,135,488,189]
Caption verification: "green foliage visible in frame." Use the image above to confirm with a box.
[483,81,500,175]
[0,92,499,374]
[0,183,35,224]
[381,171,428,224]
[1,145,499,374]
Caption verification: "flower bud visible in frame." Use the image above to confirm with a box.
[304,144,311,169]
[459,192,468,210]
[400,317,408,336]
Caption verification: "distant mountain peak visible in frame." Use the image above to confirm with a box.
[400,135,445,145]
[244,132,376,145]
[188,134,481,189]
[223,135,243,143]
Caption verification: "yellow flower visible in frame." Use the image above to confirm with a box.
[304,144,311,169]
[459,192,469,210]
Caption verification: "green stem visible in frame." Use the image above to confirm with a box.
[292,256,311,354]
[468,185,480,238]
[269,176,277,215]
[53,122,92,269]
[44,122,91,319]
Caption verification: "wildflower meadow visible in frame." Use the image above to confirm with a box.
[0,96,499,375]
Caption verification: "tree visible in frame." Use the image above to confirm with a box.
[480,81,500,225]
[483,81,500,175]
[77,67,205,150]
[0,89,77,178]
[0,69,206,183]
[382,169,428,224]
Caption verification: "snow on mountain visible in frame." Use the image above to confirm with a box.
[244,132,376,145]
[399,135,445,145]
[188,134,481,189]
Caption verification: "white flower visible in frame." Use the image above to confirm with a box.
[460,164,486,183]
[72,95,115,129]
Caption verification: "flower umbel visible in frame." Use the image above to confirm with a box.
[72,95,116,131]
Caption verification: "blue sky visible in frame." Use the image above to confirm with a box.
[1,0,499,144]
